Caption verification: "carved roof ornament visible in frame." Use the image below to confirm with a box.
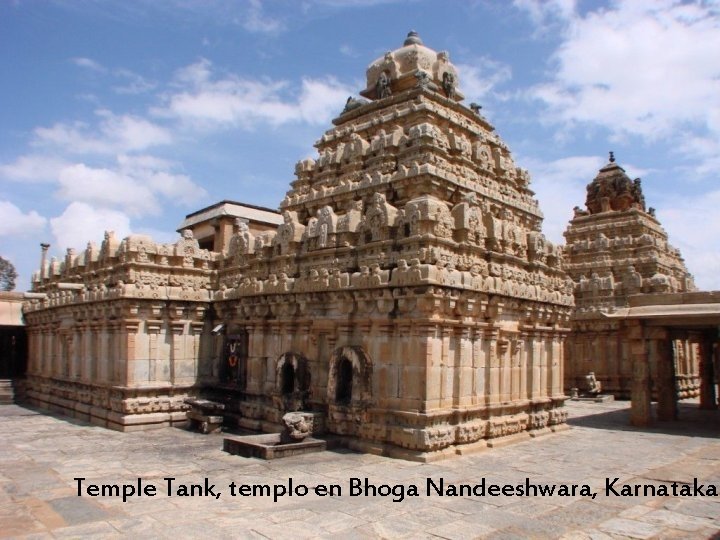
[584,153,646,214]
[404,29,423,46]
[361,31,464,102]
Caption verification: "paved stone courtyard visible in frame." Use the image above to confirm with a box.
[0,400,718,539]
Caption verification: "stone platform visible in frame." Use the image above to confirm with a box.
[1,400,718,538]
[223,433,327,459]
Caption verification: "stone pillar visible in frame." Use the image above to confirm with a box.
[456,326,473,407]
[146,320,162,384]
[509,336,521,402]
[46,325,57,377]
[517,333,528,402]
[170,320,186,386]
[107,322,119,384]
[529,333,542,400]
[120,321,140,386]
[485,329,500,405]
[471,328,485,406]
[89,321,101,383]
[539,335,549,399]
[628,321,652,426]
[699,331,718,410]
[418,323,440,410]
[653,329,677,421]
[440,325,454,408]
[69,324,81,380]
[191,320,204,381]
[98,322,110,383]
[550,334,563,399]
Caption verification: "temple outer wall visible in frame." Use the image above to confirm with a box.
[213,292,569,462]
[23,298,213,431]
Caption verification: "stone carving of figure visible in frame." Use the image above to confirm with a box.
[342,96,367,114]
[281,412,313,443]
[376,71,392,99]
[623,265,643,293]
[415,70,431,89]
[392,259,409,286]
[585,372,602,395]
[442,71,455,99]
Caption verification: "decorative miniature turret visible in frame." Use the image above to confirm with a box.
[584,152,645,214]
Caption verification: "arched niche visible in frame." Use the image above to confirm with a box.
[327,346,373,406]
[275,352,311,411]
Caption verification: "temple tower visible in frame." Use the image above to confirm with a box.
[214,32,573,459]
[563,153,699,398]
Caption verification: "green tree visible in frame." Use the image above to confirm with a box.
[0,256,18,291]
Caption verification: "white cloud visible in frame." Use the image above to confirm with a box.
[525,0,720,145]
[57,164,159,216]
[456,59,512,103]
[513,0,576,27]
[339,44,357,57]
[156,59,353,129]
[112,68,156,95]
[242,0,284,34]
[55,156,207,217]
[656,189,720,290]
[50,202,132,252]
[0,154,68,182]
[71,57,106,72]
[117,154,206,206]
[71,56,155,95]
[0,201,46,236]
[296,77,352,123]
[33,109,172,155]
[522,155,605,244]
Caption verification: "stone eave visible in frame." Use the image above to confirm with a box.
[332,86,495,133]
[177,201,283,232]
[598,291,720,324]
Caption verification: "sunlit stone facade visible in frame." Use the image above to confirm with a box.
[563,155,700,398]
[24,32,573,459]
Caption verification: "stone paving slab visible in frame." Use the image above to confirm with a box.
[0,401,718,539]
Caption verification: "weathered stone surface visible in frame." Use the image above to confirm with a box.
[22,32,572,458]
[563,155,700,399]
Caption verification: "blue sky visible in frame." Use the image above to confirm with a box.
[1,0,719,291]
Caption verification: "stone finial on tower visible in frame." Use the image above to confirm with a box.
[403,30,423,46]
[609,151,615,163]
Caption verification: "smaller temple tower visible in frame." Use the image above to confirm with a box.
[563,153,699,398]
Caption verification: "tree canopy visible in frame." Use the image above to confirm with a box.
[0,256,18,291]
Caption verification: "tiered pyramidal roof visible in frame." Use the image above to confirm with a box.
[564,153,695,314]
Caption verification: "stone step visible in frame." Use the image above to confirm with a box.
[0,379,16,404]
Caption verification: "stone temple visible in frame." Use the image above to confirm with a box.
[23,32,577,460]
[563,154,701,399]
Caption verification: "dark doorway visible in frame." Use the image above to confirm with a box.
[281,362,296,395]
[0,326,27,378]
[335,357,353,404]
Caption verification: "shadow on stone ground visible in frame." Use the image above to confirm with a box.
[568,401,720,439]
